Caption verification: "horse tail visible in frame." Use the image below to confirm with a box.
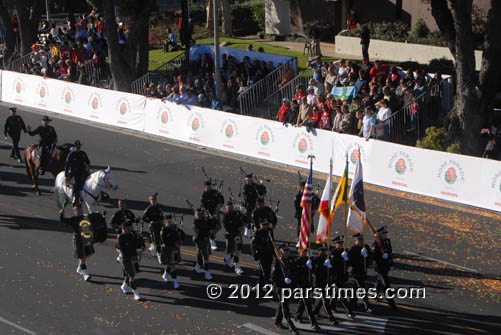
[24,145,35,179]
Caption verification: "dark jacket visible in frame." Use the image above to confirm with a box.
[4,115,26,137]
[28,124,57,147]
[65,150,90,176]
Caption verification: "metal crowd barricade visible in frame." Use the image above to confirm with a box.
[10,52,34,72]
[263,70,313,119]
[238,57,298,118]
[382,79,448,146]
[130,52,188,94]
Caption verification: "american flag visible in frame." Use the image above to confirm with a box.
[298,164,313,251]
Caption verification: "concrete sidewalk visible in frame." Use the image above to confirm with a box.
[241,35,364,61]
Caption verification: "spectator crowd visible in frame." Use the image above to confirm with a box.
[275,56,443,141]
[15,11,111,87]
[141,45,283,111]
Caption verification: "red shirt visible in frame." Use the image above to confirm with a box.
[61,47,72,61]
[71,47,87,64]
[319,112,332,129]
[277,104,290,122]
[369,64,390,80]
[309,113,321,128]
[294,92,306,102]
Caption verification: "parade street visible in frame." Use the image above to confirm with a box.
[0,105,500,335]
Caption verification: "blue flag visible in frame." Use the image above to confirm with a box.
[331,86,356,101]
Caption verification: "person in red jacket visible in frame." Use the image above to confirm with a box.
[294,85,306,102]
[277,98,291,122]
[309,106,321,128]
[369,60,390,80]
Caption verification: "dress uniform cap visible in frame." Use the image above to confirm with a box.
[353,233,363,240]
[226,200,233,206]
[377,226,388,234]
[204,180,212,186]
[279,244,289,251]
[42,116,52,122]
[257,197,265,203]
[333,235,344,243]
[245,173,253,178]
[164,214,173,220]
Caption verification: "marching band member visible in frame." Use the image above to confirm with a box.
[160,214,185,289]
[200,180,224,251]
[59,202,93,281]
[142,193,163,262]
[222,200,245,275]
[117,224,144,301]
[193,208,213,281]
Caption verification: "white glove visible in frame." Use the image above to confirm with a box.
[361,248,368,258]
[254,260,260,265]
[324,259,332,269]
[390,266,394,270]
[284,278,292,285]
[382,253,389,260]
[4,136,7,140]
[341,251,348,261]
[306,260,312,270]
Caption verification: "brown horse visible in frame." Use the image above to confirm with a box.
[25,143,72,195]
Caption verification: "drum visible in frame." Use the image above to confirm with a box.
[78,213,108,246]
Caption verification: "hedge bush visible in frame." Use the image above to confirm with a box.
[303,20,336,42]
[416,126,445,151]
[340,21,448,47]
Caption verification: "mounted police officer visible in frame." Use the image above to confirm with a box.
[117,223,144,301]
[200,180,224,251]
[271,245,297,335]
[64,140,90,205]
[349,233,372,312]
[251,220,274,286]
[3,107,27,162]
[222,200,245,275]
[27,115,57,175]
[193,208,213,281]
[160,214,185,289]
[372,226,397,309]
[141,193,163,262]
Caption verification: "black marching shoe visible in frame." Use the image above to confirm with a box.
[274,322,287,329]
[311,323,321,331]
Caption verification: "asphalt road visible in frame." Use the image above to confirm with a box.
[0,104,500,335]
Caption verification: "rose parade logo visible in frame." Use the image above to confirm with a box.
[346,143,366,166]
[225,124,234,138]
[161,111,169,124]
[87,93,102,117]
[192,117,200,131]
[395,158,406,175]
[91,97,99,110]
[350,148,360,164]
[39,86,46,98]
[255,125,275,147]
[115,98,130,117]
[444,167,457,184]
[220,119,238,141]
[187,112,205,133]
[15,79,23,94]
[437,160,464,186]
[61,87,75,105]
[292,132,313,155]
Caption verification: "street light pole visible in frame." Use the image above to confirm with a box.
[213,0,221,99]
[45,0,51,24]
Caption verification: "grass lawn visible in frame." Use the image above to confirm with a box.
[148,37,336,71]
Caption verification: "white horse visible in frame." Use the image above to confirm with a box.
[55,167,118,213]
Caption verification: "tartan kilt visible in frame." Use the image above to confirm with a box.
[122,256,138,277]
[225,233,243,255]
[161,246,181,265]
[73,236,95,259]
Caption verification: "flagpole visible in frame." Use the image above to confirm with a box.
[343,153,348,275]
[307,154,315,285]
[326,156,333,285]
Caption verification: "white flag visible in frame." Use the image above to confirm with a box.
[316,158,332,243]
[347,157,366,233]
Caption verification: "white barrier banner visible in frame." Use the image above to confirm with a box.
[1,70,499,212]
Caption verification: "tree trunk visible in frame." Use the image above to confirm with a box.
[220,0,231,35]
[102,0,154,92]
[15,0,43,56]
[0,0,17,68]
[206,0,214,30]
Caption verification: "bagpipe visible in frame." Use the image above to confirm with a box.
[78,212,108,246]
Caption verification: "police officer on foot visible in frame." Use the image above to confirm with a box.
[200,180,224,251]
[193,208,213,281]
[160,214,185,289]
[65,140,90,205]
[293,249,320,331]
[3,107,27,163]
[222,200,245,275]
[311,246,338,325]
[252,220,274,286]
[117,223,144,301]
[372,226,397,309]
[349,233,372,312]
[59,202,93,281]
[27,115,57,175]
[272,245,298,335]
[330,235,355,318]
[142,193,163,262]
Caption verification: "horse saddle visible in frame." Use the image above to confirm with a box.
[32,146,42,160]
